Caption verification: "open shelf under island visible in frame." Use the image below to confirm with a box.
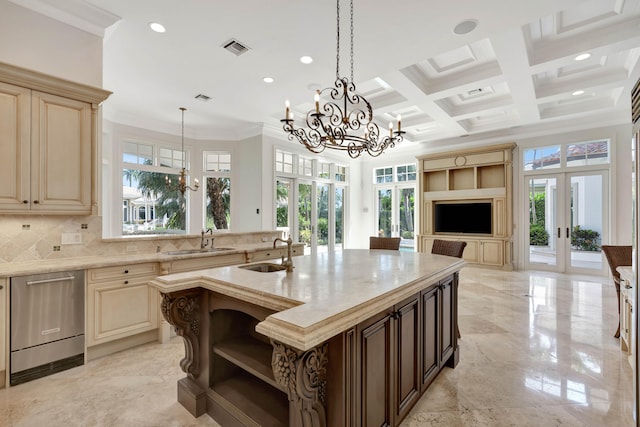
[150,249,465,427]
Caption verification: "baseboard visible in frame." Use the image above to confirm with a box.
[86,329,158,361]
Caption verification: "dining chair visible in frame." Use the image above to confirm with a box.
[601,245,632,338]
[369,236,401,250]
[431,239,467,339]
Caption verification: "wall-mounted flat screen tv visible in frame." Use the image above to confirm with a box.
[434,202,492,235]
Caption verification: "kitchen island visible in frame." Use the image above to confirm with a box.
[150,249,465,427]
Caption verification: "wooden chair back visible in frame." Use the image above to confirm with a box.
[601,245,632,286]
[369,237,401,250]
[431,239,467,258]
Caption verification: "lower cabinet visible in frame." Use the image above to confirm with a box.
[354,276,457,427]
[419,236,510,268]
[0,278,5,387]
[620,280,634,367]
[87,263,160,346]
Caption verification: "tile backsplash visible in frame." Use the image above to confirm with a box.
[0,215,281,264]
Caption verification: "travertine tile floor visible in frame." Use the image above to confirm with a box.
[0,267,634,426]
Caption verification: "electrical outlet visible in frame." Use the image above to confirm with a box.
[53,246,61,251]
[61,233,82,245]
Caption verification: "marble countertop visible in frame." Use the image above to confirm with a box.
[150,249,465,350]
[0,243,303,278]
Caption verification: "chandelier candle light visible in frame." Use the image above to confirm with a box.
[281,0,404,158]
[165,107,199,195]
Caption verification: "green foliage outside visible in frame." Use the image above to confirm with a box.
[529,192,548,246]
[571,225,601,251]
[529,224,549,246]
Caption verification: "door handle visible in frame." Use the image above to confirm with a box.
[566,227,569,238]
[557,228,560,238]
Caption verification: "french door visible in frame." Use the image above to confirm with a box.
[525,171,607,274]
[375,185,416,250]
[276,178,343,255]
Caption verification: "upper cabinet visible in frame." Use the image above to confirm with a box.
[0,62,111,215]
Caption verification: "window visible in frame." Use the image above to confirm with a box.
[318,161,330,179]
[122,140,189,236]
[396,164,416,182]
[374,167,393,183]
[566,140,609,167]
[204,151,232,230]
[299,157,314,176]
[335,165,347,182]
[122,141,152,165]
[523,146,561,170]
[276,149,294,174]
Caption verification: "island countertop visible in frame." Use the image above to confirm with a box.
[150,249,465,350]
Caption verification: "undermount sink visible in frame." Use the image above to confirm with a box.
[164,248,235,255]
[238,263,287,273]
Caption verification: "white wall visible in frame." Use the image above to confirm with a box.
[0,1,103,86]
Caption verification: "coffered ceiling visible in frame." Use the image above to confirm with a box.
[15,0,640,150]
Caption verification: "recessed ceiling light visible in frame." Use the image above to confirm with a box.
[300,56,313,64]
[453,19,478,35]
[149,22,166,33]
[263,77,274,83]
[575,53,591,61]
[572,90,585,96]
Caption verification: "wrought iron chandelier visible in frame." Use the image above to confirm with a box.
[281,0,404,158]
[165,107,199,195]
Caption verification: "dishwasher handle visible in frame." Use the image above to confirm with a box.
[26,275,75,286]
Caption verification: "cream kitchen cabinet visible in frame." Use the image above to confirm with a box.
[87,263,160,348]
[0,62,110,215]
[0,278,5,388]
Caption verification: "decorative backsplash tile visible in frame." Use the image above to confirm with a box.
[0,215,281,264]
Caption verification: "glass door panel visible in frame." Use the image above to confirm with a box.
[398,187,415,251]
[527,176,559,269]
[275,179,291,238]
[335,187,344,251]
[317,183,329,254]
[298,182,312,255]
[568,173,605,272]
[376,188,393,237]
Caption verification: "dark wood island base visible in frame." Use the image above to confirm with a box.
[160,271,460,427]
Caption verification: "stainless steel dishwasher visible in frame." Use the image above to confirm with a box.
[10,270,85,385]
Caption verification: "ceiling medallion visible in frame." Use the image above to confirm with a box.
[281,0,404,158]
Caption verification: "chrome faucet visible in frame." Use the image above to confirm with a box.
[201,228,214,249]
[273,237,294,272]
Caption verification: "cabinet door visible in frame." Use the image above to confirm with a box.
[394,294,420,421]
[31,91,92,213]
[439,276,455,364]
[0,278,5,378]
[87,279,158,346]
[0,82,30,210]
[358,311,393,427]
[480,240,503,266]
[421,286,439,391]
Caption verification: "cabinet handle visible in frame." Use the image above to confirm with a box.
[557,228,560,238]
[0,284,3,290]
[625,284,632,289]
[124,269,129,274]
[266,252,271,256]
[23,200,28,204]
[124,280,129,285]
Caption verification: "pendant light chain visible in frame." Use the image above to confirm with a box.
[350,0,354,82]
[336,0,340,79]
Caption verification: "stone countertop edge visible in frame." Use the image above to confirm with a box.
[150,252,465,351]
[618,266,634,285]
[0,243,303,278]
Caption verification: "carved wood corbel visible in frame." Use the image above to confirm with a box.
[160,289,202,379]
[271,340,328,427]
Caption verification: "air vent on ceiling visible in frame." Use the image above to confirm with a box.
[195,94,211,102]
[222,38,250,56]
[632,77,640,124]
[467,88,484,96]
